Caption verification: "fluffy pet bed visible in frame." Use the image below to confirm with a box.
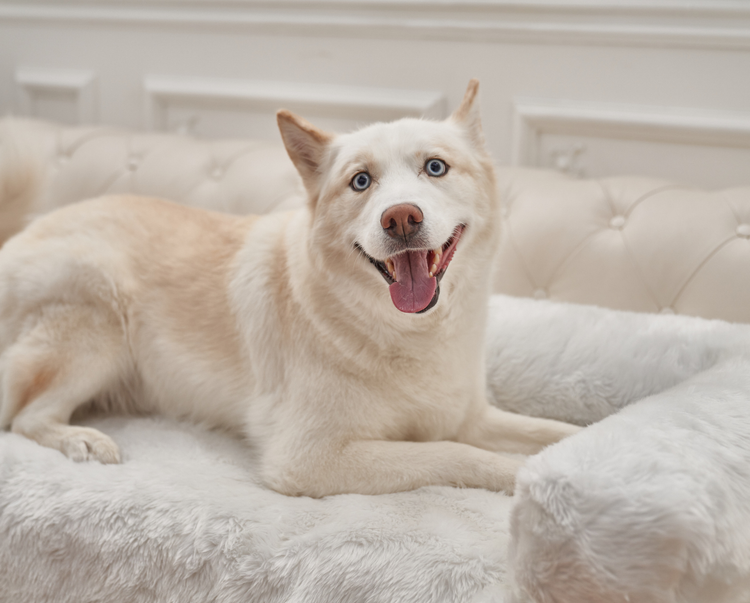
[2,295,750,603]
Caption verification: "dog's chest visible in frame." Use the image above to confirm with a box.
[370,355,475,442]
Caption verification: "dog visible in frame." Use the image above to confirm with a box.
[0,81,578,497]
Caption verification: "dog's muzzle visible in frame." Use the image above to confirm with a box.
[356,224,464,314]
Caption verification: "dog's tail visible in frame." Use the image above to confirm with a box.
[0,119,43,248]
[0,121,44,428]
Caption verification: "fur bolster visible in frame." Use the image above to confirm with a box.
[508,358,750,603]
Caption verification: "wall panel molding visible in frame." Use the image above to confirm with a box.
[512,98,750,170]
[15,67,97,124]
[2,1,750,50]
[144,75,446,134]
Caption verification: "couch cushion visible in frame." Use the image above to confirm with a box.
[2,117,306,218]
[494,167,750,323]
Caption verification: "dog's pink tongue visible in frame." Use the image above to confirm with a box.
[388,250,437,313]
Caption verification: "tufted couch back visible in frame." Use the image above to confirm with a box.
[2,117,750,324]
[0,118,306,218]
[494,167,750,324]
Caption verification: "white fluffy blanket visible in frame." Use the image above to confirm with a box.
[2,295,750,603]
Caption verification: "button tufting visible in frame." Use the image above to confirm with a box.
[127,156,140,171]
[211,167,224,180]
[660,307,675,315]
[533,288,547,300]
[609,215,626,230]
[737,224,750,238]
[57,154,69,165]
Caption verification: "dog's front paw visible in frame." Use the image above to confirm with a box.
[537,418,583,447]
[60,427,121,464]
[559,422,583,438]
[478,454,524,495]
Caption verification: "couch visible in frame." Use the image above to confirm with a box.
[2,118,749,324]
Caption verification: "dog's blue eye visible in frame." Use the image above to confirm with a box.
[351,172,371,192]
[425,159,447,177]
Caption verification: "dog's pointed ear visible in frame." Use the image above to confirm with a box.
[277,109,333,194]
[450,79,485,148]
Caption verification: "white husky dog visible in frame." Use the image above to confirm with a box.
[0,81,577,497]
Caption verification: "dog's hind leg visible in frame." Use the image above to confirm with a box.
[457,404,581,456]
[1,304,126,463]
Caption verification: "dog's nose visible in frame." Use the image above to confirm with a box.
[381,204,423,242]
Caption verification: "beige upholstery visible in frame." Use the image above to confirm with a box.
[493,168,750,323]
[3,117,750,323]
[4,118,305,218]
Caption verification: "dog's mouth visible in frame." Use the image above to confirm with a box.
[356,225,465,314]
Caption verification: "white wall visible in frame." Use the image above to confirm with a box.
[1,0,749,188]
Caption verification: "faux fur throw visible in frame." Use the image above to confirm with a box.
[2,295,750,603]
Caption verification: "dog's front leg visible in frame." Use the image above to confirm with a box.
[457,404,582,456]
[264,439,522,497]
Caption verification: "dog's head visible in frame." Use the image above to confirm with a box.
[277,80,498,317]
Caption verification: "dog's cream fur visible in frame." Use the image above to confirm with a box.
[0,82,577,497]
